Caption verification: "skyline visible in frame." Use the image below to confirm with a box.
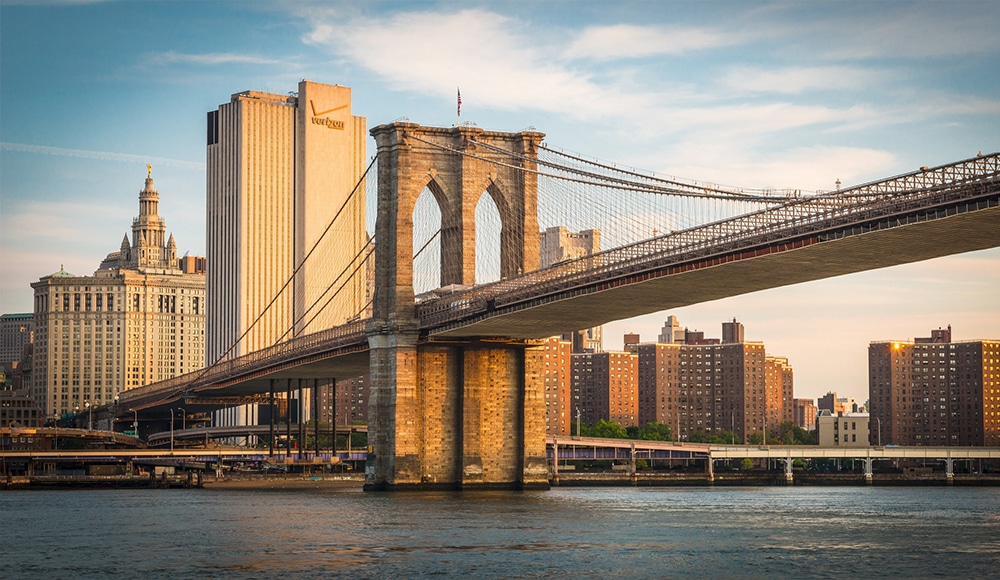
[2,1,998,402]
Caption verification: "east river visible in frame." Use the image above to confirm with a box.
[2,485,999,579]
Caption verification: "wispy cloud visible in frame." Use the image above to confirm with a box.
[0,142,204,170]
[564,24,737,60]
[147,51,288,67]
[304,9,635,117]
[720,65,893,95]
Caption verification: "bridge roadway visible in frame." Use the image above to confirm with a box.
[115,152,1000,419]
[551,436,1000,483]
[144,423,367,444]
[5,434,997,483]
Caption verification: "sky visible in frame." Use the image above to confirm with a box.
[1,0,998,402]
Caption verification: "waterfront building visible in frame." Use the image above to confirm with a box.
[0,313,33,370]
[816,410,870,447]
[333,375,369,427]
[765,356,795,429]
[869,326,1000,446]
[543,337,573,435]
[206,80,367,428]
[637,317,786,442]
[794,398,818,431]
[206,80,367,364]
[572,349,638,428]
[30,171,206,419]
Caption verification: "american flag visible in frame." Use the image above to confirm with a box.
[457,87,462,117]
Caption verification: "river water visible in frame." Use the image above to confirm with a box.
[2,486,998,579]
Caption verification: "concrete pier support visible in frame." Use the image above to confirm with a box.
[366,338,548,490]
[863,458,874,484]
[945,457,955,485]
[782,457,794,484]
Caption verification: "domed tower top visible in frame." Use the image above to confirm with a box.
[128,165,171,271]
[139,164,160,217]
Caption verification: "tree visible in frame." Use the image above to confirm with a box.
[746,432,763,445]
[778,421,797,444]
[688,430,706,443]
[637,421,673,442]
[588,419,628,439]
[707,430,740,444]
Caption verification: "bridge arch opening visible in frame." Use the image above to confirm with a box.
[412,184,443,295]
[475,190,502,284]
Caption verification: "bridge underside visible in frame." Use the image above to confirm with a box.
[122,350,371,416]
[434,201,1000,339]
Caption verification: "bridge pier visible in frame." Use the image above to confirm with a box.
[366,335,548,490]
[863,458,874,484]
[945,457,955,485]
[782,457,794,484]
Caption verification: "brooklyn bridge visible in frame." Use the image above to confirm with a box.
[106,122,998,490]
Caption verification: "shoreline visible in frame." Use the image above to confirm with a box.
[6,471,999,490]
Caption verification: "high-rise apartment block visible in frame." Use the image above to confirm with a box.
[30,171,205,419]
[543,337,573,435]
[869,326,1000,446]
[206,80,367,364]
[572,350,638,428]
[637,317,790,442]
[765,355,794,429]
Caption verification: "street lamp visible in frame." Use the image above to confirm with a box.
[177,407,186,431]
[875,416,882,447]
[129,408,138,438]
[85,401,92,431]
[112,394,119,432]
[575,407,581,438]
[169,408,175,454]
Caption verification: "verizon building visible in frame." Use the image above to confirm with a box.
[205,80,367,365]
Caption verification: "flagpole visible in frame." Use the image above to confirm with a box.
[456,86,462,127]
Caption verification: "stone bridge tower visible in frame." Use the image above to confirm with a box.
[366,123,549,490]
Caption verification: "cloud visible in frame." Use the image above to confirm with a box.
[720,65,893,95]
[147,51,288,67]
[564,24,735,60]
[302,8,653,120]
[0,142,203,170]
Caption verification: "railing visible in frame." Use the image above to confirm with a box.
[418,152,999,328]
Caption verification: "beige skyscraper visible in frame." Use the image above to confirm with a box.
[31,171,206,420]
[206,80,367,365]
